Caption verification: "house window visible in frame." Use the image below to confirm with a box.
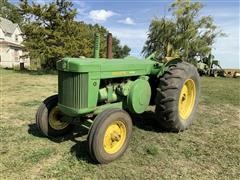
[14,50,19,61]
[15,35,18,42]
[5,33,11,37]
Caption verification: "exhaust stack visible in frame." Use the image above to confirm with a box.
[94,33,100,58]
[107,33,112,59]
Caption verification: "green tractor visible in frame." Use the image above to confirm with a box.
[197,54,225,77]
[36,34,200,164]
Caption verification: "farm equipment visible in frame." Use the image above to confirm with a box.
[197,54,225,77]
[223,69,240,78]
[36,34,200,164]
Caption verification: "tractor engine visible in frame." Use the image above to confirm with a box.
[57,58,155,116]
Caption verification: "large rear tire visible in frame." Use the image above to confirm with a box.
[155,62,200,132]
[36,95,73,137]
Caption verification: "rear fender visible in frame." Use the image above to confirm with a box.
[157,58,183,78]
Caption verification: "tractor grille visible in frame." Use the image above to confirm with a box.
[58,71,88,109]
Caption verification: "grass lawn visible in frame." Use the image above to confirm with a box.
[0,68,239,179]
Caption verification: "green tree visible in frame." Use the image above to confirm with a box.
[89,24,131,58]
[112,38,131,58]
[19,0,130,70]
[19,0,78,69]
[0,0,23,24]
[143,0,225,63]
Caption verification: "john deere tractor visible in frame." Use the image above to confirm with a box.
[36,34,200,164]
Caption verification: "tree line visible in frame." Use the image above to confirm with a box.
[0,0,224,69]
[1,0,131,69]
[143,0,225,64]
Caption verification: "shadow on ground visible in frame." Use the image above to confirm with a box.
[28,122,94,162]
[28,122,88,141]
[131,110,168,133]
[28,109,168,163]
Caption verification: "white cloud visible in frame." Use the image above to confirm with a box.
[89,10,116,21]
[118,17,136,25]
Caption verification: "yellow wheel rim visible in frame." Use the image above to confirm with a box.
[103,120,127,154]
[178,79,196,120]
[49,106,70,130]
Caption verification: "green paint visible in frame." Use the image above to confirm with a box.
[57,50,180,117]
[127,78,151,114]
[57,57,158,78]
[93,102,123,115]
[98,80,133,103]
[116,80,133,96]
[94,33,100,58]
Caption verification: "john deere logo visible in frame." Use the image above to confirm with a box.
[112,71,135,76]
[112,71,127,76]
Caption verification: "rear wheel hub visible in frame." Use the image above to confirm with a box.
[178,79,196,120]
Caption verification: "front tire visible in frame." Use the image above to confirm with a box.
[88,109,132,164]
[36,95,73,137]
[155,62,200,132]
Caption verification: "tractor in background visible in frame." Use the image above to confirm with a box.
[197,54,225,77]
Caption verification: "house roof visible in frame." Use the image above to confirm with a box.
[0,17,19,34]
[0,40,23,48]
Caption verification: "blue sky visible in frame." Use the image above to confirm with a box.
[11,0,240,68]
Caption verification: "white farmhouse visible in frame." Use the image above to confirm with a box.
[0,17,30,68]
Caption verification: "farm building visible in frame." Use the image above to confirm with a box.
[0,17,30,69]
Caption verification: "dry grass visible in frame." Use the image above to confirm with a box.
[0,68,239,179]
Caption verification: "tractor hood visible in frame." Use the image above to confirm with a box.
[57,57,158,79]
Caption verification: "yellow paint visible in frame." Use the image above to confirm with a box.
[178,79,196,120]
[112,71,136,76]
[112,71,128,76]
[103,120,126,154]
[49,106,70,130]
